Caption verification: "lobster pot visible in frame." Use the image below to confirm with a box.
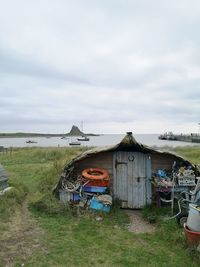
[187,204,200,232]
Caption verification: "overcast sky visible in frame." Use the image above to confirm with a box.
[0,0,200,134]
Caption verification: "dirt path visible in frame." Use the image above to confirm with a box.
[125,210,156,234]
[0,202,44,267]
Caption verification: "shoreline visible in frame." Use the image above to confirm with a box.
[0,133,100,138]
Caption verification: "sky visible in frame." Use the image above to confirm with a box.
[0,0,200,134]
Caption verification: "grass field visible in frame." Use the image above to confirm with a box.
[0,146,200,267]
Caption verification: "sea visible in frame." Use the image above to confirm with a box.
[0,134,199,148]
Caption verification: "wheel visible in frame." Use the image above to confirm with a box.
[176,212,188,227]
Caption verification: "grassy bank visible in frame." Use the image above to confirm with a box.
[0,146,200,267]
[0,133,63,138]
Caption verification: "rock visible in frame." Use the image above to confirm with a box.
[66,125,84,136]
[96,216,103,222]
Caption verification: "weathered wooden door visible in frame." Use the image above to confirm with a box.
[113,152,151,208]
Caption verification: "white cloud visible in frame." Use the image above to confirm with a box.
[0,0,200,133]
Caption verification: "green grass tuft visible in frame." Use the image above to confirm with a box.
[0,181,28,220]
[29,192,72,216]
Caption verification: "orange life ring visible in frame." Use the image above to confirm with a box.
[82,168,109,180]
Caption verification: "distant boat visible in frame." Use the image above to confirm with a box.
[26,140,37,144]
[158,132,177,141]
[69,141,81,146]
[76,121,90,141]
[61,136,69,140]
[77,136,90,141]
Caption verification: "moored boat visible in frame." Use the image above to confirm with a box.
[69,141,81,146]
[158,132,177,141]
[61,136,69,140]
[26,140,37,144]
[77,136,90,141]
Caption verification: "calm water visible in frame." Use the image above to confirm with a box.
[0,134,199,148]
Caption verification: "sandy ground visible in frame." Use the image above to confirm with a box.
[125,210,156,234]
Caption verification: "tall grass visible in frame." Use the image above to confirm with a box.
[0,181,28,220]
[0,147,87,218]
[175,146,200,164]
[0,146,200,266]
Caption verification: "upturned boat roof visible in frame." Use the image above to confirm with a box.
[53,132,196,195]
[63,132,192,171]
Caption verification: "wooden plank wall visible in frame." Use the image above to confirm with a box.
[75,152,113,194]
[74,151,182,198]
[113,152,129,202]
[146,154,152,204]
[151,154,178,173]
[75,152,113,177]
[76,152,180,176]
[128,152,146,208]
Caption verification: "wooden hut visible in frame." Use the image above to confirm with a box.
[55,132,194,209]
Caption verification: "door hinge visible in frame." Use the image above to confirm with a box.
[115,159,127,169]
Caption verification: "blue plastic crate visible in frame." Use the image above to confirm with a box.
[70,193,81,201]
[59,191,81,202]
[83,186,107,193]
[90,197,110,212]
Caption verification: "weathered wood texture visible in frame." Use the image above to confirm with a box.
[146,155,152,205]
[76,152,113,176]
[74,151,181,209]
[113,152,149,209]
[151,154,178,173]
